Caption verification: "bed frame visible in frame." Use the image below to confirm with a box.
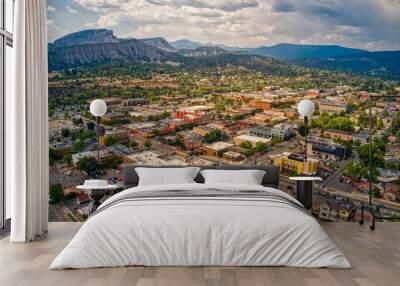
[123,165,280,189]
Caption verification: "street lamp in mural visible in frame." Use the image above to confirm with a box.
[297,99,315,161]
[90,99,107,161]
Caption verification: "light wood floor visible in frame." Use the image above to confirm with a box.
[0,222,399,286]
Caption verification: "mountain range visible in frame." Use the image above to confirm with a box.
[48,29,400,78]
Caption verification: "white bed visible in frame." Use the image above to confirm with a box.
[50,183,350,269]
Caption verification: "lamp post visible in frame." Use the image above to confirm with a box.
[297,100,315,161]
[359,94,400,231]
[90,99,107,161]
[291,100,317,211]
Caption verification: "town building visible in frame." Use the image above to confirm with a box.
[274,152,319,175]
[323,130,353,142]
[222,151,245,162]
[125,151,187,166]
[193,126,215,137]
[307,136,346,161]
[319,100,350,113]
[72,149,113,166]
[250,123,295,141]
[204,142,234,157]
[178,131,203,151]
[263,109,286,119]
[233,135,272,148]
[208,121,247,136]
[88,97,123,106]
[99,129,129,145]
[323,130,369,144]
[249,99,273,110]
[351,133,370,144]
[121,97,146,106]
[101,112,127,122]
[175,105,211,124]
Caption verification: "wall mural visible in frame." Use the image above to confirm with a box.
[47,1,400,222]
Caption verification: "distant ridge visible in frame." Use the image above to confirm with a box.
[141,37,176,52]
[179,46,227,57]
[171,39,203,50]
[51,29,120,47]
[251,43,367,59]
[48,29,400,77]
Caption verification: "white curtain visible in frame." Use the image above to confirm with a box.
[8,0,49,242]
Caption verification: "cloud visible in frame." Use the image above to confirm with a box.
[146,0,258,12]
[47,19,67,42]
[271,1,296,12]
[47,5,56,12]
[53,0,400,50]
[66,5,79,14]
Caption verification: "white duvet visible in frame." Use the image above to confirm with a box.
[50,183,351,269]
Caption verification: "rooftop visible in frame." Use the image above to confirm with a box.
[234,134,272,143]
[205,141,234,151]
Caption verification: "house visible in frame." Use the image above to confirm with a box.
[250,123,295,141]
[121,97,146,106]
[323,130,353,142]
[339,208,353,222]
[329,207,338,221]
[88,97,123,106]
[249,99,273,110]
[192,126,215,137]
[223,151,245,162]
[175,105,211,124]
[319,100,349,113]
[178,131,203,151]
[274,152,319,175]
[307,136,346,161]
[99,129,129,145]
[233,135,271,148]
[204,142,234,157]
[319,203,330,220]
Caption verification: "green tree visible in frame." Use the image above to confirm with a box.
[298,125,310,136]
[49,183,64,204]
[344,161,367,181]
[356,143,384,168]
[72,117,83,125]
[76,156,102,176]
[152,129,160,137]
[255,142,268,152]
[103,154,123,169]
[144,139,152,149]
[87,121,95,130]
[240,141,253,149]
[372,187,381,198]
[63,154,72,165]
[49,147,62,166]
[271,137,283,145]
[61,128,71,138]
[129,140,138,148]
[204,130,225,144]
[104,136,116,146]
[73,139,85,153]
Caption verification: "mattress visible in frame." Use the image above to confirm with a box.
[50,183,351,269]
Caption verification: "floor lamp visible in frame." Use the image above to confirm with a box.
[89,99,107,161]
[359,94,400,230]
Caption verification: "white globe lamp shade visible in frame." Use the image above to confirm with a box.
[90,99,107,117]
[298,100,314,117]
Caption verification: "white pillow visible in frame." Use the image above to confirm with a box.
[200,169,266,185]
[135,167,200,186]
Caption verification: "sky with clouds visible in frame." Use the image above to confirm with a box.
[46,0,400,51]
